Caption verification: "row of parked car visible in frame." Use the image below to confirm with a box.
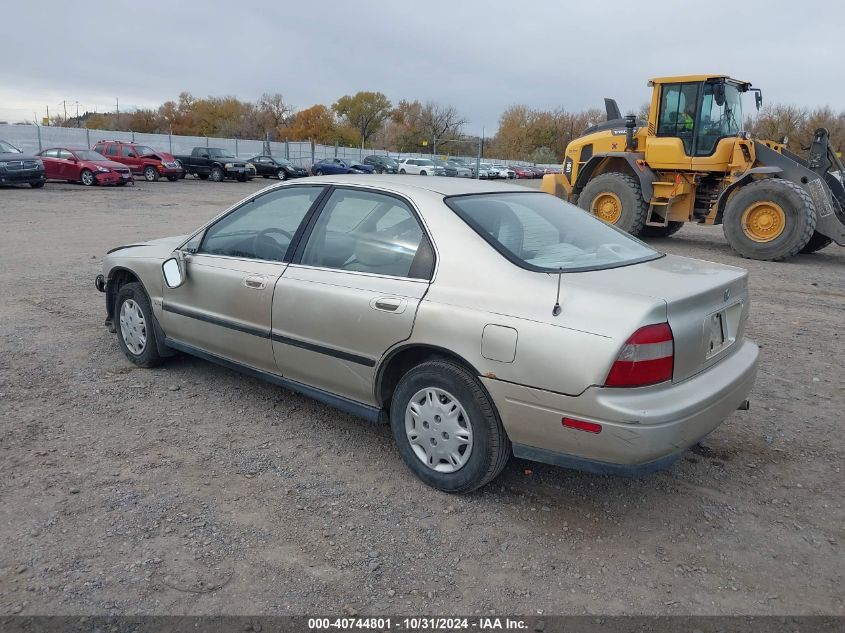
[1,137,557,189]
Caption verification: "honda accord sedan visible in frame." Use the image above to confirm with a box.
[96,176,758,492]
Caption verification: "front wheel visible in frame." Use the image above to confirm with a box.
[277,169,287,180]
[420,170,428,176]
[30,181,45,188]
[115,282,164,368]
[399,169,406,174]
[143,166,159,182]
[166,175,179,182]
[315,169,324,176]
[210,167,225,182]
[390,359,510,493]
[80,169,96,186]
[722,179,816,261]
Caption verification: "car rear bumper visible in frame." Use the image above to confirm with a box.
[481,339,759,473]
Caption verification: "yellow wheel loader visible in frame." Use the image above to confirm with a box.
[541,75,845,260]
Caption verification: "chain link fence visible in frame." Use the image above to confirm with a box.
[0,124,552,169]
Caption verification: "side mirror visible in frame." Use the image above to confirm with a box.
[755,91,763,110]
[162,257,185,289]
[713,82,726,107]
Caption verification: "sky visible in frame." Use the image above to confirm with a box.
[1,1,844,134]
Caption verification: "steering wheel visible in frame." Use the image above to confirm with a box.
[253,227,294,260]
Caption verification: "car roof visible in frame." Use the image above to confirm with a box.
[281,174,532,196]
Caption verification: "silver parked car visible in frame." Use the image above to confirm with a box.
[96,176,759,493]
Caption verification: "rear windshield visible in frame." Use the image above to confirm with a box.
[446,192,661,272]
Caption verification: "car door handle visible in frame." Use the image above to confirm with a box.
[371,297,406,313]
[243,275,267,290]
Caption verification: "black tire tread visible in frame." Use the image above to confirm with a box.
[578,172,649,236]
[391,358,510,494]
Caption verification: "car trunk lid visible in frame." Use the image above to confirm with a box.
[569,254,750,382]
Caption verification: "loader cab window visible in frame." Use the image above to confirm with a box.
[657,82,700,154]
[695,82,744,156]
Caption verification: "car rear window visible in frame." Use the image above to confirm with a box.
[445,192,661,272]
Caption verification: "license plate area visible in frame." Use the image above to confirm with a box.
[704,302,742,359]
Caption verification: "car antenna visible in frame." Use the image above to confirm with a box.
[552,267,563,317]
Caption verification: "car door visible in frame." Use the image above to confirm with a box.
[103,143,122,170]
[271,186,436,404]
[55,149,79,180]
[120,144,142,173]
[37,149,58,179]
[161,185,326,373]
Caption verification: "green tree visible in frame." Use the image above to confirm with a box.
[332,91,392,147]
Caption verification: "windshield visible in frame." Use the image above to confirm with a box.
[0,140,22,153]
[446,192,660,272]
[74,150,108,161]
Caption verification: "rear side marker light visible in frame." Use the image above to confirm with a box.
[562,418,602,434]
[605,322,674,388]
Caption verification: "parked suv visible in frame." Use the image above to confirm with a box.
[362,155,399,174]
[93,140,184,182]
[0,140,46,188]
[397,158,444,176]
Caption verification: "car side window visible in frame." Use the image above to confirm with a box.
[41,149,59,158]
[199,186,324,262]
[300,189,434,279]
[106,145,118,156]
[121,146,135,157]
[58,149,73,160]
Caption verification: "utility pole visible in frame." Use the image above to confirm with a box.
[46,105,50,126]
[75,101,80,127]
[62,100,67,124]
[116,98,120,128]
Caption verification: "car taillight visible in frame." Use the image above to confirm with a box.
[605,323,674,387]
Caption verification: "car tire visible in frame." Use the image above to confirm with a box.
[277,169,287,181]
[799,231,833,254]
[80,169,96,186]
[722,179,816,261]
[237,173,248,182]
[399,169,406,174]
[210,167,225,182]
[315,169,324,176]
[166,175,179,182]
[143,166,160,182]
[578,172,648,236]
[420,170,428,176]
[390,358,511,494]
[30,181,45,188]
[198,173,209,180]
[114,282,164,368]
[640,221,685,238]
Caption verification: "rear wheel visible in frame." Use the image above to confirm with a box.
[198,173,209,180]
[640,221,685,238]
[722,179,816,261]
[143,166,159,182]
[390,359,510,493]
[799,231,833,254]
[30,181,45,189]
[166,175,179,182]
[210,167,225,182]
[80,169,95,186]
[578,172,648,236]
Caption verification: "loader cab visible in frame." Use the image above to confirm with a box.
[646,75,751,171]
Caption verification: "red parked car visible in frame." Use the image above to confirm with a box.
[93,140,184,182]
[37,147,133,186]
[510,165,534,179]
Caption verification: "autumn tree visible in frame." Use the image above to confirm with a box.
[284,104,337,143]
[257,93,293,138]
[332,91,392,147]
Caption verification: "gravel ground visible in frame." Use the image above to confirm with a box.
[0,176,843,616]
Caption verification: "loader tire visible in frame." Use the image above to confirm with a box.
[722,179,816,261]
[640,221,684,238]
[799,231,832,254]
[578,172,648,236]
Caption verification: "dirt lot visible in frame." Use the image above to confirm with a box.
[0,176,843,617]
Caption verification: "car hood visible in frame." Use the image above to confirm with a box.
[90,159,129,170]
[1,151,39,160]
[106,234,188,257]
[141,152,176,161]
